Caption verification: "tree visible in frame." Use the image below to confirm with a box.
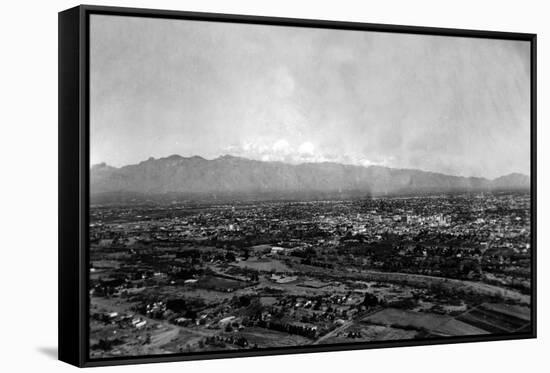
[225,251,236,262]
[363,292,379,307]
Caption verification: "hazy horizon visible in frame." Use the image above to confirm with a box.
[90,15,531,179]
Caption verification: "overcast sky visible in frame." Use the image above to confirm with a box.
[90,14,530,178]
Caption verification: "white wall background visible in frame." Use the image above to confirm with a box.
[0,0,547,371]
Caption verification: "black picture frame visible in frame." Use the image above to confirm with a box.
[59,4,537,368]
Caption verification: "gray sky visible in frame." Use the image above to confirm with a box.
[90,14,530,178]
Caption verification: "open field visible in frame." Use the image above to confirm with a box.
[230,327,312,348]
[234,258,294,273]
[319,324,418,344]
[363,308,489,336]
[457,303,531,333]
[196,275,249,292]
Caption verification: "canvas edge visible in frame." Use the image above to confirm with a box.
[57,4,537,368]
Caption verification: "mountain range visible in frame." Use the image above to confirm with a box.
[90,155,530,202]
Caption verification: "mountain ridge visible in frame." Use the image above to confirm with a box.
[90,155,530,200]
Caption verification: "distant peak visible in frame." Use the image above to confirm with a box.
[157,154,206,162]
[216,154,246,161]
[493,172,529,180]
[165,154,183,160]
[91,162,112,169]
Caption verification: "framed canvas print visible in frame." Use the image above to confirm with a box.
[58,5,537,367]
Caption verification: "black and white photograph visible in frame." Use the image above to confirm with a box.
[3,0,550,371]
[86,12,533,360]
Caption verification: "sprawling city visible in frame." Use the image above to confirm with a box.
[89,191,531,357]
